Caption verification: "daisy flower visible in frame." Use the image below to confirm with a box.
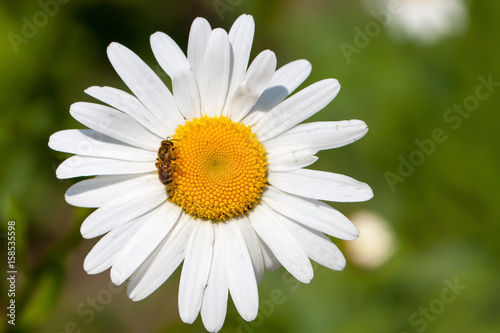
[49,14,372,332]
[376,0,468,44]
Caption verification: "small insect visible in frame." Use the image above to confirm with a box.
[155,139,176,189]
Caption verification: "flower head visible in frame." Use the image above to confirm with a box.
[49,14,372,332]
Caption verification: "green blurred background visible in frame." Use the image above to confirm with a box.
[1,0,499,332]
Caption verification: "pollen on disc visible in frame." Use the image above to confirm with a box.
[168,116,268,220]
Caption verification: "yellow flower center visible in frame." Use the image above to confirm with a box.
[167,116,268,220]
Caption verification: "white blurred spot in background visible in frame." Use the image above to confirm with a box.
[367,0,469,45]
[345,210,397,269]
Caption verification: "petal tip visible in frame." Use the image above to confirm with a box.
[110,268,126,286]
[127,287,146,302]
[80,225,94,239]
[55,164,68,179]
[82,256,99,275]
[212,27,229,38]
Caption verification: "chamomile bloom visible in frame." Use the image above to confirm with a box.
[49,14,372,332]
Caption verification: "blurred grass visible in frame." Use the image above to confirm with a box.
[1,0,499,332]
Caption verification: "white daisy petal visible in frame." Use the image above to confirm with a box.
[217,221,259,321]
[268,169,373,203]
[65,173,157,208]
[244,59,312,126]
[265,120,368,151]
[223,50,277,122]
[56,156,156,179]
[70,102,161,150]
[199,28,230,117]
[262,186,359,240]
[84,218,146,274]
[178,221,214,324]
[279,217,346,271]
[227,14,255,100]
[49,130,156,162]
[258,238,281,271]
[127,213,195,301]
[264,119,368,172]
[84,86,171,138]
[151,32,201,120]
[201,247,228,333]
[252,79,341,141]
[266,145,319,172]
[235,214,265,282]
[187,17,212,87]
[111,202,182,285]
[248,202,313,283]
[107,42,184,132]
[80,182,167,239]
